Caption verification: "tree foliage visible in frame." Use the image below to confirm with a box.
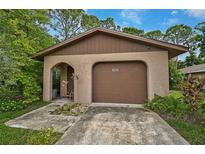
[99,17,116,30]
[195,22,205,60]
[49,9,85,41]
[164,24,194,48]
[145,30,164,40]
[49,10,120,41]
[0,10,56,102]
[169,60,184,90]
[81,14,100,31]
[122,27,144,36]
[164,24,202,69]
[184,51,203,67]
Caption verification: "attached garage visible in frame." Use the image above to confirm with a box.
[33,27,188,104]
[93,61,147,104]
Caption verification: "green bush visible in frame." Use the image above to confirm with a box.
[169,60,184,90]
[0,86,22,101]
[27,128,58,145]
[182,74,205,115]
[0,100,26,112]
[144,92,189,119]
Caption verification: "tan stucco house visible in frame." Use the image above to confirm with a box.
[33,27,187,104]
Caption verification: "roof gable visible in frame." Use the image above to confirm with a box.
[49,32,165,56]
[33,27,188,60]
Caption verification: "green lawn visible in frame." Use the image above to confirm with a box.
[166,119,205,145]
[0,101,62,145]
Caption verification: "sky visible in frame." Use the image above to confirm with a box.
[86,9,205,32]
[86,9,205,60]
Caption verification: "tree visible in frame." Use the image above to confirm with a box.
[49,9,85,41]
[164,24,194,48]
[81,14,100,31]
[164,24,195,68]
[180,22,205,67]
[0,48,18,86]
[122,27,144,36]
[195,22,205,61]
[145,30,164,40]
[0,10,56,102]
[177,60,185,69]
[100,17,116,30]
[184,51,203,67]
[116,25,121,31]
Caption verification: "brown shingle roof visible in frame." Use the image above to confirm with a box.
[33,27,188,61]
[181,63,205,74]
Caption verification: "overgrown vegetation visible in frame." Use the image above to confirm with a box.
[146,75,205,123]
[0,10,56,104]
[0,100,26,112]
[27,127,59,145]
[145,74,205,144]
[169,60,184,90]
[50,103,88,116]
[182,74,205,122]
[144,92,189,119]
[167,119,205,145]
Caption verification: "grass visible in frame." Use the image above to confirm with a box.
[166,119,205,145]
[0,101,62,145]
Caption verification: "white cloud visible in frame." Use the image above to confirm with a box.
[171,10,178,15]
[120,9,144,25]
[185,9,205,19]
[122,21,129,27]
[161,18,179,26]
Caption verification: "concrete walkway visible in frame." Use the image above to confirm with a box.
[5,102,80,133]
[56,106,189,145]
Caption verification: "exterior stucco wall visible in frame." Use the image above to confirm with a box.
[43,51,169,104]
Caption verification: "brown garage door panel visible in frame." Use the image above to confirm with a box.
[93,61,147,104]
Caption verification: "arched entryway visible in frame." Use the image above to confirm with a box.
[51,63,74,100]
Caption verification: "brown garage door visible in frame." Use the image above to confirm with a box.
[92,61,147,104]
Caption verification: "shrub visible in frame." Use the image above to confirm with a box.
[144,92,189,119]
[0,86,23,101]
[0,99,26,112]
[169,60,184,90]
[27,128,58,145]
[14,71,42,104]
[182,74,205,121]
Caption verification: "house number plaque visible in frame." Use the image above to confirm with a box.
[112,68,119,72]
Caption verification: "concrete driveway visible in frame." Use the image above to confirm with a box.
[56,106,189,145]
